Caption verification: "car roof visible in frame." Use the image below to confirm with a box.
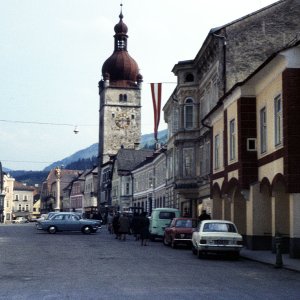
[202,220,235,224]
[173,217,197,220]
[152,208,179,212]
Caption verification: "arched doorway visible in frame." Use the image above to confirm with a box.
[272,174,289,253]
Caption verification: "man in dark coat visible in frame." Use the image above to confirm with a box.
[198,210,211,223]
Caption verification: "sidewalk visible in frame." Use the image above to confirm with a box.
[240,248,300,272]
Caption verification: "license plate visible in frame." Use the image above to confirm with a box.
[214,240,228,245]
[180,234,185,238]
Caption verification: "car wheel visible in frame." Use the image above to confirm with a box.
[197,250,204,259]
[82,226,92,234]
[192,244,197,255]
[230,251,240,260]
[163,235,170,246]
[48,226,57,234]
[171,239,177,249]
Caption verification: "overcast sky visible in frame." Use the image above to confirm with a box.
[0,0,277,171]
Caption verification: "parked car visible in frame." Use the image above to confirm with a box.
[36,212,101,234]
[12,217,29,224]
[163,218,198,248]
[149,208,180,240]
[192,220,243,259]
[28,215,38,222]
[36,214,49,222]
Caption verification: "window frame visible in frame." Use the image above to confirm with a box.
[214,134,220,170]
[274,94,282,146]
[229,119,236,161]
[184,98,194,129]
[260,107,267,154]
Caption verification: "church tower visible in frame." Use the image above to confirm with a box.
[98,6,143,165]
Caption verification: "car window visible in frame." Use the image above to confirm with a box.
[52,214,64,220]
[159,212,176,219]
[71,215,80,221]
[203,223,237,233]
[175,219,197,228]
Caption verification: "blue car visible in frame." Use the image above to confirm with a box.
[36,212,101,234]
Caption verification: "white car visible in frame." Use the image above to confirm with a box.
[192,220,243,259]
[12,217,29,224]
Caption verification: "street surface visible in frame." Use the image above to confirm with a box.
[0,223,299,300]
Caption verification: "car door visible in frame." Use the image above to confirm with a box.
[63,214,81,231]
[50,214,65,230]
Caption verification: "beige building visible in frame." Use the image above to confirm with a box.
[12,181,35,220]
[84,167,98,217]
[132,148,167,213]
[205,42,300,257]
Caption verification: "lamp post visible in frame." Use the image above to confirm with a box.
[54,167,61,212]
[0,161,5,223]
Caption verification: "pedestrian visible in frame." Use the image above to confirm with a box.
[107,213,113,234]
[139,212,150,246]
[112,213,120,239]
[198,209,211,223]
[132,212,141,241]
[118,213,130,241]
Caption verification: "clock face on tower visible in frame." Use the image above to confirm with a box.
[115,112,131,128]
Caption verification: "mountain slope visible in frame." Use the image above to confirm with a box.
[43,129,168,171]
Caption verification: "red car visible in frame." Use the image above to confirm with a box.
[163,218,198,248]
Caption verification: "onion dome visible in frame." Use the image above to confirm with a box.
[101,7,141,87]
[114,12,128,35]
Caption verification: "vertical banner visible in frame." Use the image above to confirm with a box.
[150,83,162,141]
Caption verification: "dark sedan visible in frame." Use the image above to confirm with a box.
[163,218,198,248]
[36,212,101,234]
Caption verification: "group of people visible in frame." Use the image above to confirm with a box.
[107,211,150,246]
[105,209,211,246]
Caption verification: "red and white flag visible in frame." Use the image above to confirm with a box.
[150,83,162,141]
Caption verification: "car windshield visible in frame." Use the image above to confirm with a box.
[203,223,237,233]
[159,212,176,219]
[175,219,197,228]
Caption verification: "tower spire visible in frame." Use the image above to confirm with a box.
[120,2,123,19]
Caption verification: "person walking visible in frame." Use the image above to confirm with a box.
[118,213,130,241]
[132,212,141,241]
[107,213,113,234]
[112,213,120,239]
[139,212,150,246]
[198,209,211,223]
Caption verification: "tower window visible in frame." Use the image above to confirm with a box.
[131,114,135,119]
[117,39,125,50]
[119,94,127,102]
[185,73,194,82]
[112,113,115,118]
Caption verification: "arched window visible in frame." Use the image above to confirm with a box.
[185,73,194,82]
[184,98,194,129]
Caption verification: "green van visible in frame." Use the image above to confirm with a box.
[149,208,180,240]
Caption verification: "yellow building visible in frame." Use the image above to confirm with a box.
[205,41,300,258]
